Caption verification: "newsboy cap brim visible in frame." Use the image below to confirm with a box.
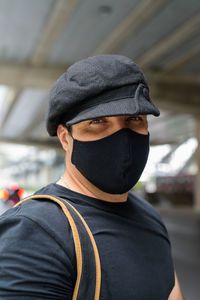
[65,83,160,126]
[46,55,160,136]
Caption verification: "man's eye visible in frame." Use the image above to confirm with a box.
[128,116,142,121]
[90,118,104,124]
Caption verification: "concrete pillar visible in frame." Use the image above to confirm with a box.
[194,118,200,211]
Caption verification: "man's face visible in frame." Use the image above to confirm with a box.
[57,114,149,197]
[69,115,148,141]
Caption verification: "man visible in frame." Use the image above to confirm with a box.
[0,55,183,299]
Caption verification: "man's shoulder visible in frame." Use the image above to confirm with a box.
[16,183,66,221]
[129,191,161,218]
[128,191,169,240]
[0,184,75,299]
[0,183,73,250]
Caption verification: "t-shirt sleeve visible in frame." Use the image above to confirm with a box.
[0,209,74,299]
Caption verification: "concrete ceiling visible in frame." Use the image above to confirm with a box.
[0,0,200,149]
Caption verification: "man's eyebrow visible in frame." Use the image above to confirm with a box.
[128,114,143,117]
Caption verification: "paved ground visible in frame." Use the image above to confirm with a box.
[159,208,200,300]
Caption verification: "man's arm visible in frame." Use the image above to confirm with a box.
[168,272,184,300]
[0,212,74,299]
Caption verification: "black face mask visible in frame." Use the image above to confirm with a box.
[71,128,149,194]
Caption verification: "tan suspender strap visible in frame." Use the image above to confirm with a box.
[62,198,101,300]
[15,194,101,300]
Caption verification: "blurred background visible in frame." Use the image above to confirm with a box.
[0,0,200,298]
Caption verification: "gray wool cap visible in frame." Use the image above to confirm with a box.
[46,54,160,136]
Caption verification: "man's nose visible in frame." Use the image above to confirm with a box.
[112,117,128,131]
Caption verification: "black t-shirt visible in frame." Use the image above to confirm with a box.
[0,183,175,299]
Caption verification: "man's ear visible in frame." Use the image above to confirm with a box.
[57,124,70,151]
